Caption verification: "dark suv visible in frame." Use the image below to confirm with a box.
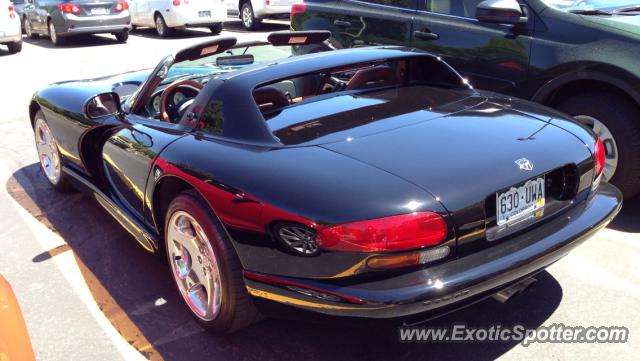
[292,0,640,199]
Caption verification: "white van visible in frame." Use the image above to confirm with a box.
[1,0,21,53]
[129,0,226,37]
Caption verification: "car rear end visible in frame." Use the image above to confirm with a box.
[241,80,622,322]
[257,0,300,19]
[0,0,21,51]
[52,0,131,36]
[164,0,225,28]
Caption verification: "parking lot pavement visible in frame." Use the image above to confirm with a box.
[0,20,639,361]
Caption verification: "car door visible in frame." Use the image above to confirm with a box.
[311,0,417,49]
[101,115,187,228]
[412,0,532,94]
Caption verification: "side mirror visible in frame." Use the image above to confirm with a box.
[476,0,527,25]
[85,92,123,119]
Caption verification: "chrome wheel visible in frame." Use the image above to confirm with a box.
[24,18,32,37]
[278,225,318,255]
[242,6,253,29]
[49,22,57,44]
[34,118,61,185]
[156,16,166,36]
[167,211,221,321]
[575,115,619,181]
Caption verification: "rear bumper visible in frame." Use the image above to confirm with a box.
[254,5,292,18]
[0,20,22,43]
[58,12,131,35]
[245,183,622,319]
[164,9,226,27]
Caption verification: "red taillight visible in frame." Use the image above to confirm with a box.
[316,212,447,252]
[58,3,81,14]
[594,137,605,177]
[8,5,15,18]
[115,1,129,11]
[172,0,180,6]
[290,3,307,19]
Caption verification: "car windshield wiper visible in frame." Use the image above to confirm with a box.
[567,9,612,15]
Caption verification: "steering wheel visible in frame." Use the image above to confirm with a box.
[159,79,203,122]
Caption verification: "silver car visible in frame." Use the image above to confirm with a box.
[22,0,131,46]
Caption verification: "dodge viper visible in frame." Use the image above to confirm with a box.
[28,31,622,333]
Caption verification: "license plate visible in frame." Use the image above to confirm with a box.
[496,177,545,226]
[91,7,109,15]
[199,11,211,17]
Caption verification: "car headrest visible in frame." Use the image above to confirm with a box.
[346,66,399,91]
[253,86,289,110]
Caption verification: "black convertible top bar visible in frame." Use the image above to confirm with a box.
[267,31,331,46]
[174,37,238,62]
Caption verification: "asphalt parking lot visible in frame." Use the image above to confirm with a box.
[0,19,639,361]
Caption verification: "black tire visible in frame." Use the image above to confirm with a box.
[164,191,259,333]
[7,41,22,54]
[155,14,171,38]
[240,2,261,30]
[33,111,73,192]
[209,23,223,34]
[556,92,640,199]
[48,20,65,46]
[24,18,38,39]
[115,29,129,43]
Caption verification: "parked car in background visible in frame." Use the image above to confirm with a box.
[0,275,36,361]
[9,0,25,32]
[129,0,225,37]
[22,0,132,46]
[1,0,22,53]
[292,0,640,199]
[228,0,299,30]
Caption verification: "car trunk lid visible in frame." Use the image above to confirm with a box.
[70,0,119,18]
[321,100,594,253]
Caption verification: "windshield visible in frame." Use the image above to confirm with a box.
[542,0,640,11]
[168,43,328,80]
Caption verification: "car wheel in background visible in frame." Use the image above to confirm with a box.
[115,29,129,43]
[7,41,22,54]
[556,92,640,199]
[240,2,261,30]
[48,21,65,46]
[164,191,259,333]
[33,111,72,192]
[155,14,171,38]
[209,23,223,34]
[24,18,37,39]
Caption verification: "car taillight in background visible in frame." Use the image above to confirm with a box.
[8,5,15,18]
[172,0,181,6]
[115,1,129,12]
[58,3,81,14]
[316,211,447,252]
[290,3,307,20]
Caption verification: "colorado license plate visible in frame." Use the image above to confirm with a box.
[91,7,109,15]
[199,11,211,17]
[496,177,545,226]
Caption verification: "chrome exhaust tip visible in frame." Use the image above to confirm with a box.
[492,277,537,303]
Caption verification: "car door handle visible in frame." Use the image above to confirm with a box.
[333,19,352,27]
[414,30,440,41]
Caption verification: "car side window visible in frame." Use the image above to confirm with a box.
[426,0,484,18]
[363,0,414,9]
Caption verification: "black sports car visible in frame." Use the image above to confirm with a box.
[29,31,621,333]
